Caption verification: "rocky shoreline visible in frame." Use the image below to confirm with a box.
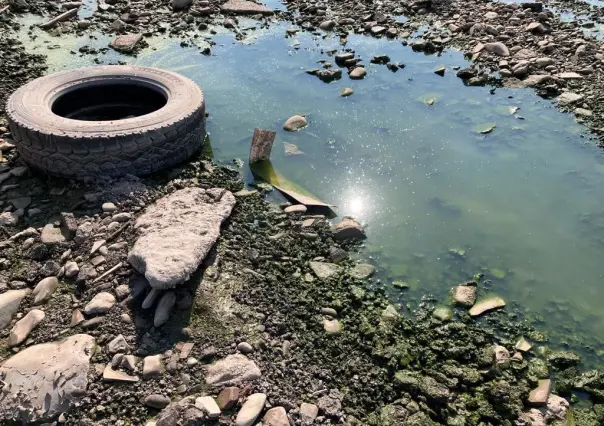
[0,146,602,425]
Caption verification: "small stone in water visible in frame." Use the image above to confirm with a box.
[490,268,506,279]
[341,87,354,97]
[283,115,307,132]
[515,337,532,352]
[434,65,446,76]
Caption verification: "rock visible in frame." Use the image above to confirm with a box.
[8,309,45,346]
[112,212,131,222]
[0,289,30,330]
[143,355,163,379]
[64,261,79,278]
[334,52,354,65]
[517,409,546,426]
[205,354,261,387]
[157,400,205,426]
[142,288,160,309]
[9,197,30,209]
[145,394,171,409]
[32,276,59,305]
[129,188,235,290]
[323,319,342,334]
[484,42,510,56]
[112,19,126,31]
[536,57,554,67]
[331,216,365,240]
[300,403,319,424]
[221,0,272,14]
[349,263,375,279]
[284,204,307,214]
[309,261,341,280]
[110,34,143,53]
[512,61,529,77]
[370,25,386,36]
[575,108,593,117]
[329,246,348,262]
[60,213,78,239]
[217,386,240,409]
[527,22,548,33]
[321,307,338,317]
[515,337,532,352]
[432,306,452,321]
[528,379,551,405]
[70,309,84,327]
[317,389,343,417]
[90,240,106,256]
[102,202,117,212]
[545,394,569,421]
[0,210,22,226]
[172,0,192,9]
[0,334,95,422]
[115,284,130,300]
[283,115,307,131]
[434,65,446,76]
[196,396,221,418]
[107,334,130,354]
[263,407,290,425]
[484,11,498,19]
[122,354,137,371]
[236,393,267,426]
[154,291,176,327]
[469,296,506,316]
[84,292,116,315]
[557,72,582,80]
[103,364,139,383]
[341,87,354,97]
[349,67,367,79]
[452,284,477,307]
[319,20,336,31]
[493,344,510,366]
[237,342,254,354]
[557,92,584,106]
[547,351,580,368]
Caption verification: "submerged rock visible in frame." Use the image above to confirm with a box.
[349,263,375,280]
[128,188,236,290]
[469,296,506,316]
[452,283,476,306]
[0,334,95,422]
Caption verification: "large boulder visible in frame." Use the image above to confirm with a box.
[0,334,96,423]
[128,188,236,289]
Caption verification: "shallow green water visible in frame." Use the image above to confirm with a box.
[16,16,604,362]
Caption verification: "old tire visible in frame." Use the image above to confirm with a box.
[6,65,205,179]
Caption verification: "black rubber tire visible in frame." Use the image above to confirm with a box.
[6,65,205,179]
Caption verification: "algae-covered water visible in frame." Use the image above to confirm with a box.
[15,14,604,363]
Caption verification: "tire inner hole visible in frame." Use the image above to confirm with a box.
[51,82,167,121]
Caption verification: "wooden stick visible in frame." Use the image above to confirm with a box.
[92,262,123,285]
[40,8,78,29]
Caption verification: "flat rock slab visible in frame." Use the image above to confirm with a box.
[221,0,273,14]
[205,354,261,387]
[309,261,341,280]
[0,334,95,422]
[469,296,506,316]
[128,188,236,290]
[528,379,551,405]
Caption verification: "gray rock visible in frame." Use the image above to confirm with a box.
[484,42,510,56]
[156,400,205,426]
[557,92,584,106]
[145,394,171,409]
[349,67,367,79]
[349,263,375,280]
[237,342,254,354]
[528,379,551,405]
[309,261,341,280]
[154,291,176,327]
[128,188,236,290]
[0,289,30,330]
[102,202,117,212]
[8,309,45,346]
[317,389,343,417]
[110,34,143,53]
[143,355,163,379]
[60,212,78,240]
[236,393,267,426]
[319,20,336,31]
[107,334,130,354]
[40,224,66,244]
[32,277,59,305]
[64,261,79,278]
[263,406,289,426]
[0,210,23,226]
[103,365,139,382]
[331,216,365,240]
[84,292,116,315]
[115,284,130,300]
[300,403,319,424]
[0,334,95,422]
[112,212,132,222]
[205,354,261,387]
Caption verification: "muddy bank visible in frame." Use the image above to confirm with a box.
[0,146,603,425]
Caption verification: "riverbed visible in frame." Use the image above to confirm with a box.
[14,6,604,366]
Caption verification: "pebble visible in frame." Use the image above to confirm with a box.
[323,319,342,334]
[90,240,106,256]
[187,357,199,366]
[70,309,85,327]
[144,394,171,409]
[484,42,510,56]
[235,393,267,426]
[8,309,45,346]
[237,342,254,354]
[112,212,131,222]
[143,355,163,379]
[283,204,307,214]
[195,396,221,418]
[84,292,116,315]
[64,261,79,278]
[102,202,117,213]
[263,406,290,426]
[300,403,319,423]
[107,334,130,354]
[217,386,240,410]
[321,307,338,317]
[32,277,59,305]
